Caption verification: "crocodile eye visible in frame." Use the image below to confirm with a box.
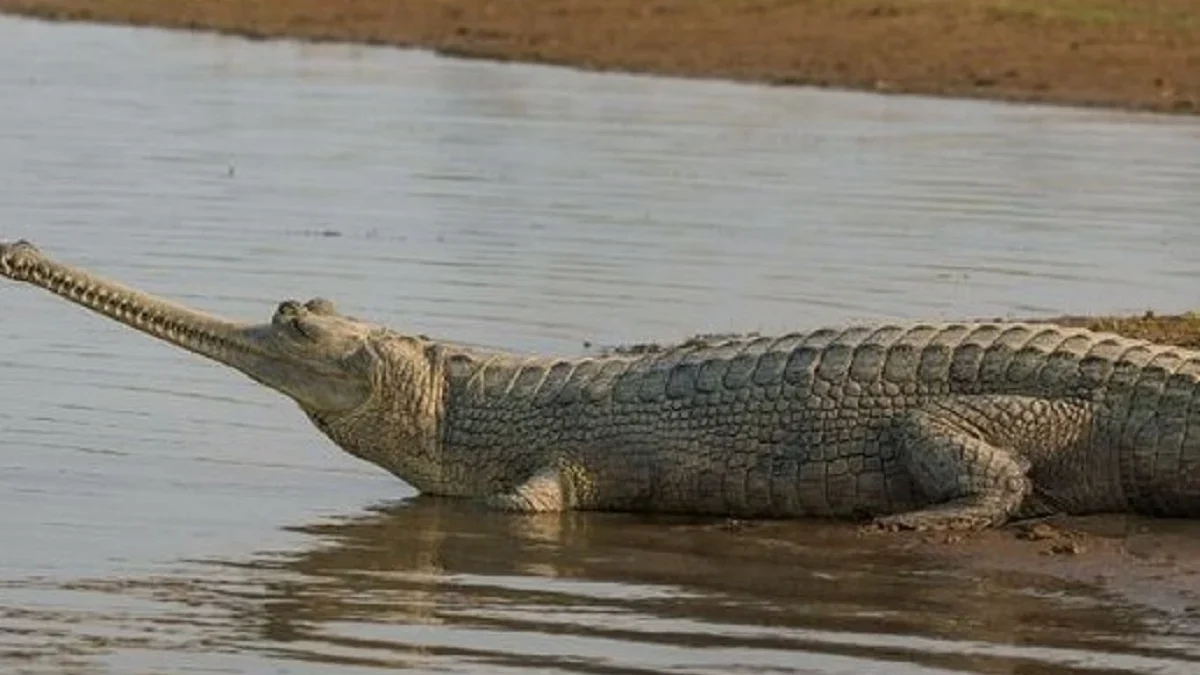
[273,300,303,324]
[305,297,337,315]
[290,318,316,340]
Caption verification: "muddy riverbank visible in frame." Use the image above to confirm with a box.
[1,0,1198,114]
[1050,312,1200,348]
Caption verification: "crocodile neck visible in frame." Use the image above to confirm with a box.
[307,335,451,495]
[306,338,599,498]
[434,346,596,495]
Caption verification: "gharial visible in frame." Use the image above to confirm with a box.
[2,239,1199,531]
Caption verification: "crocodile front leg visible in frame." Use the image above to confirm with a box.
[484,467,571,512]
[483,461,601,513]
[874,395,1093,531]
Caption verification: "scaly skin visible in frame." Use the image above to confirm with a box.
[3,240,1200,530]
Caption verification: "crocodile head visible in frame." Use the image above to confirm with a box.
[236,296,376,415]
[0,240,375,419]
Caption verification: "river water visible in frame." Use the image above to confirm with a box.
[1,14,1200,675]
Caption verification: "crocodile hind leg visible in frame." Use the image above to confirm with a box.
[873,395,1091,531]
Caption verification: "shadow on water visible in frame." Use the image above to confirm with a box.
[12,500,1197,674]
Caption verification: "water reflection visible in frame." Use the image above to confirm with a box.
[11,501,1197,674]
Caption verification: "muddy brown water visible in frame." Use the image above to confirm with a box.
[2,15,1200,675]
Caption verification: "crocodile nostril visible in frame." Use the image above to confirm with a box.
[1,240,41,276]
[273,300,305,325]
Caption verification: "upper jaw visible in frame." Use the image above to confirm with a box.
[227,322,374,413]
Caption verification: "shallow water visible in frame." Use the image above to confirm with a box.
[1,14,1199,675]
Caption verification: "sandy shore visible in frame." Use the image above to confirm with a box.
[1,0,1198,114]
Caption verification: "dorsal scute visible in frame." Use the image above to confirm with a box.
[616,322,1200,394]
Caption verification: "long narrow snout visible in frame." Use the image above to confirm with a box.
[1,240,372,415]
[0,240,260,364]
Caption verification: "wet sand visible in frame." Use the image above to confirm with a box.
[710,512,1200,616]
[1,0,1198,114]
[751,513,1200,655]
